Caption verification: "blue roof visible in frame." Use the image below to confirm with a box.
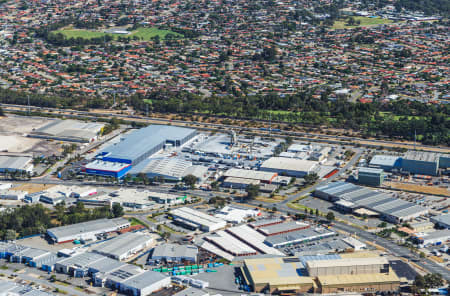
[102,125,195,163]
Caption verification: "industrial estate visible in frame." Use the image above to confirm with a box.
[0,0,449,295]
[0,112,448,296]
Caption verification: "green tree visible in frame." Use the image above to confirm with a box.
[304,173,319,185]
[182,174,198,189]
[245,184,260,200]
[326,211,335,222]
[112,203,124,217]
[4,229,16,241]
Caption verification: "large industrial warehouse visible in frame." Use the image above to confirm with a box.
[314,182,429,223]
[29,119,104,143]
[170,207,226,232]
[91,232,153,261]
[260,157,318,177]
[129,157,207,181]
[149,243,198,264]
[47,218,130,243]
[0,155,33,173]
[83,125,196,178]
[242,253,400,294]
[101,125,196,165]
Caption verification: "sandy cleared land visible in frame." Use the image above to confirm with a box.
[0,134,41,152]
[13,183,55,194]
[0,115,49,133]
[0,115,62,156]
[385,182,449,197]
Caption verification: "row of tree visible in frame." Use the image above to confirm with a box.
[0,86,448,146]
[0,202,124,240]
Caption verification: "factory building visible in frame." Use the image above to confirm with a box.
[314,182,429,223]
[401,151,439,176]
[129,157,206,182]
[29,119,104,143]
[413,229,450,247]
[306,257,390,277]
[317,272,400,294]
[91,232,153,261]
[431,213,450,229]
[101,125,196,165]
[83,125,196,178]
[149,243,198,264]
[439,154,450,168]
[222,177,260,189]
[257,221,310,236]
[260,157,318,177]
[214,206,260,224]
[205,230,258,257]
[0,189,27,200]
[222,168,278,183]
[225,225,284,256]
[170,207,226,232]
[249,218,284,229]
[242,257,315,294]
[369,155,401,171]
[242,253,400,294]
[82,160,132,178]
[150,192,187,205]
[94,266,171,296]
[47,218,130,243]
[358,167,385,186]
[0,155,33,173]
[264,227,336,248]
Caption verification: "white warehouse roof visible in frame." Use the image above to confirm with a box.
[171,207,226,232]
[260,157,317,173]
[47,218,130,242]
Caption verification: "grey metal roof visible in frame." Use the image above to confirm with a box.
[32,252,59,267]
[56,252,106,268]
[122,270,168,289]
[104,264,142,282]
[249,218,283,228]
[151,243,198,259]
[47,218,129,240]
[404,151,439,162]
[431,214,450,226]
[92,232,152,258]
[258,221,309,235]
[0,155,32,170]
[13,247,49,259]
[32,119,103,141]
[129,156,192,178]
[318,182,428,221]
[369,155,401,167]
[87,256,127,273]
[358,167,384,174]
[420,229,450,240]
[102,125,195,162]
[264,228,335,246]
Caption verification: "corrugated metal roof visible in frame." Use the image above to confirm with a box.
[102,125,195,163]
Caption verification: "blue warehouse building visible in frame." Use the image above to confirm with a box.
[83,125,196,178]
[101,125,196,165]
[401,151,439,176]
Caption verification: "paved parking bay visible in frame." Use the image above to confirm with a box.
[192,265,242,295]
[389,260,418,281]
